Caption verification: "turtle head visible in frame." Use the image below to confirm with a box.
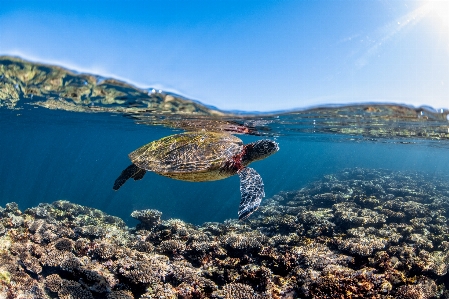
[241,140,279,165]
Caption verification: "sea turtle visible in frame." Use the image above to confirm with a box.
[113,131,279,220]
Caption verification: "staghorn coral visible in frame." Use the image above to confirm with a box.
[58,279,94,299]
[396,278,438,299]
[75,225,109,239]
[11,271,36,291]
[74,238,91,256]
[106,290,134,299]
[239,264,274,294]
[4,202,20,215]
[0,223,6,236]
[40,248,73,267]
[19,251,42,274]
[189,240,216,253]
[336,234,388,256]
[159,239,186,255]
[212,282,259,299]
[296,208,335,237]
[45,273,63,293]
[94,242,118,260]
[118,255,170,284]
[131,209,162,230]
[131,240,154,253]
[79,262,117,293]
[140,283,177,299]
[61,256,83,272]
[298,265,391,298]
[382,199,431,219]
[333,202,387,227]
[171,260,216,294]
[259,213,300,233]
[292,242,354,270]
[149,218,197,244]
[55,237,75,251]
[416,250,449,276]
[219,231,268,251]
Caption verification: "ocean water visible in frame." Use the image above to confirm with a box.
[2,104,448,226]
[2,56,449,298]
[1,57,449,226]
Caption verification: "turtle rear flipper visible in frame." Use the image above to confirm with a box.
[237,167,265,220]
[113,164,146,191]
[132,168,146,181]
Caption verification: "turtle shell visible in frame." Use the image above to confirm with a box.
[129,132,243,182]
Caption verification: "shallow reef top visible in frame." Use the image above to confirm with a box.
[1,168,449,298]
[1,56,449,141]
[0,56,223,116]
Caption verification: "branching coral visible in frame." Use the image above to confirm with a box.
[0,168,449,298]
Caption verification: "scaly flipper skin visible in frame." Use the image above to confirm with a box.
[238,167,265,220]
[113,164,146,191]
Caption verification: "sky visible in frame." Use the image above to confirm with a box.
[1,0,448,112]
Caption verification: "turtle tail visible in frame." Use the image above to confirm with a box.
[237,167,265,220]
[113,164,146,191]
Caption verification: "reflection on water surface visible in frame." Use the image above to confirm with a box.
[1,56,448,142]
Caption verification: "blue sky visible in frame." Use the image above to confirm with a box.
[1,0,448,112]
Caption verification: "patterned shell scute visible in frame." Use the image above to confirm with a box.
[129,132,243,174]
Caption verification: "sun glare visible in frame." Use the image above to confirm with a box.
[425,0,449,29]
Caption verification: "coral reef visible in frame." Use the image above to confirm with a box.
[0,168,449,298]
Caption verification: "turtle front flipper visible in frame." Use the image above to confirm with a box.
[237,167,265,220]
[113,164,146,191]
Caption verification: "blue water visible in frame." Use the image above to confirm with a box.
[2,105,448,225]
